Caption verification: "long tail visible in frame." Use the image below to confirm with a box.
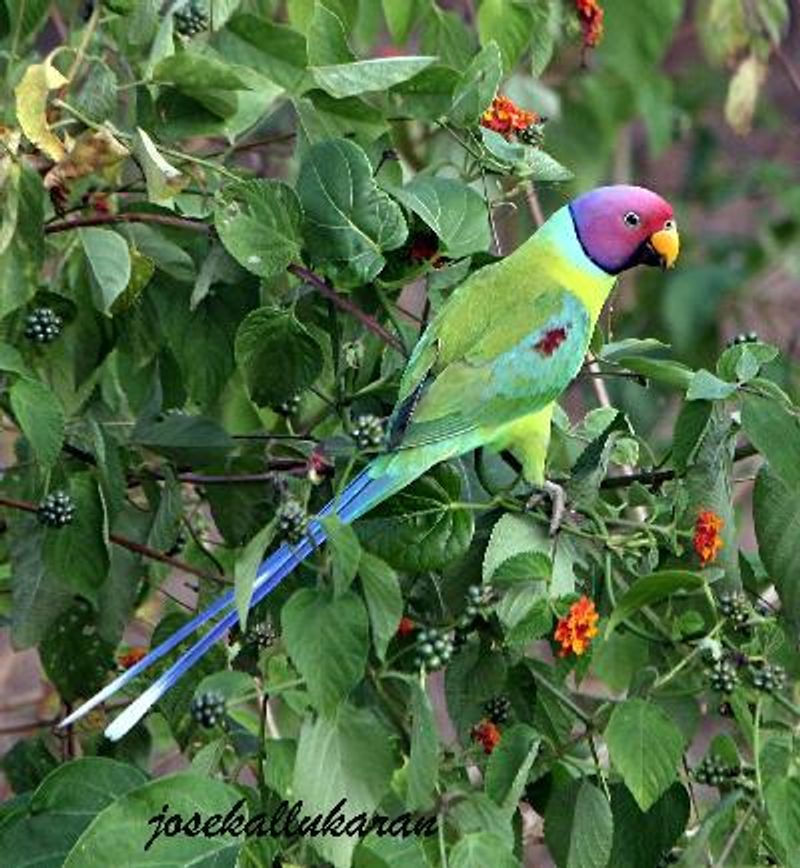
[59,466,401,740]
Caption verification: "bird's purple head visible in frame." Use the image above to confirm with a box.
[569,185,679,274]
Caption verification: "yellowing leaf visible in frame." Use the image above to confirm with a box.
[44,129,129,191]
[131,128,187,205]
[15,53,69,161]
[725,54,767,135]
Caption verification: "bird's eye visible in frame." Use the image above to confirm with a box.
[623,211,641,228]
[664,219,675,230]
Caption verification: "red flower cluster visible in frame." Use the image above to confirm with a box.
[554,596,599,657]
[396,616,416,638]
[471,719,502,754]
[117,646,147,670]
[694,510,724,567]
[480,95,540,140]
[576,0,604,49]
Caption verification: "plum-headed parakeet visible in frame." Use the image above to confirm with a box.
[61,184,679,740]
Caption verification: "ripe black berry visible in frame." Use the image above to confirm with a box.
[352,414,385,450]
[37,491,75,528]
[247,621,278,650]
[708,658,738,694]
[174,0,208,37]
[277,498,307,545]
[414,628,454,672]
[718,590,750,629]
[25,307,63,344]
[749,661,787,693]
[693,754,739,787]
[484,695,511,725]
[190,691,226,728]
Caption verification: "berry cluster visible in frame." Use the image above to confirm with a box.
[174,0,208,37]
[458,584,496,629]
[190,691,226,728]
[693,755,740,787]
[718,590,750,628]
[277,498,307,545]
[414,628,454,672]
[727,331,759,347]
[749,662,787,693]
[483,695,511,725]
[708,658,739,694]
[276,394,301,417]
[247,621,278,650]
[352,414,385,450]
[25,307,63,344]
[37,491,76,529]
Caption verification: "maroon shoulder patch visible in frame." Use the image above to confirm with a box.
[533,326,568,357]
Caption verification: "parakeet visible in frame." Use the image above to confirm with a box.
[61,185,679,740]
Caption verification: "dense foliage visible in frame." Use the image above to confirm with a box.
[0,1,799,866]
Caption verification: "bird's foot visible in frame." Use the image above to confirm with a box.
[525,480,566,537]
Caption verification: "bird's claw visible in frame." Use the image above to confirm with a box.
[525,480,566,536]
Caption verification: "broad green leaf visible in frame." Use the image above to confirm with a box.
[234,307,323,407]
[145,472,183,553]
[0,736,58,795]
[609,783,690,868]
[357,464,474,572]
[388,64,460,121]
[132,413,235,466]
[766,777,800,863]
[448,41,503,126]
[9,378,64,470]
[613,355,694,390]
[131,128,187,205]
[358,551,402,661]
[753,465,800,629]
[716,341,777,382]
[79,228,132,315]
[357,834,430,868]
[0,163,44,320]
[307,0,354,65]
[312,56,436,99]
[295,91,387,143]
[477,0,534,73]
[742,393,800,488]
[529,0,557,76]
[282,586,369,712]
[214,179,302,278]
[449,833,519,868]
[297,138,407,285]
[421,5,475,69]
[44,473,110,602]
[387,176,491,258]
[234,519,276,630]
[0,341,31,376]
[293,704,394,866]
[64,773,245,866]
[598,338,670,361]
[485,724,539,816]
[672,399,712,473]
[480,128,573,180]
[6,0,50,42]
[686,368,737,401]
[223,15,310,92]
[73,61,118,122]
[321,515,361,595]
[0,758,147,868]
[605,698,684,811]
[545,780,613,868]
[382,0,419,43]
[483,513,550,582]
[151,51,252,91]
[406,681,439,811]
[605,571,706,637]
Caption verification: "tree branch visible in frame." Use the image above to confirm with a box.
[45,212,210,235]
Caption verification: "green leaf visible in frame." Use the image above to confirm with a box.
[717,341,777,382]
[382,0,419,43]
[753,465,800,629]
[387,176,491,258]
[421,6,475,69]
[483,513,550,582]
[605,570,706,637]
[742,393,800,488]
[0,736,58,794]
[220,15,310,92]
[307,0,354,65]
[282,586,369,712]
[485,723,540,816]
[672,399,712,473]
[0,341,31,376]
[132,413,235,466]
[79,228,132,315]
[477,0,534,73]
[312,56,436,99]
[297,138,407,285]
[605,698,684,811]
[480,128,573,180]
[407,681,438,811]
[766,776,800,862]
[613,355,694,390]
[357,464,474,572]
[599,337,670,361]
[448,41,503,126]
[529,0,557,77]
[6,0,50,41]
[214,179,303,278]
[151,51,252,91]
[44,473,110,602]
[9,378,64,470]
[131,128,186,205]
[0,758,147,868]
[234,519,276,631]
[234,307,323,407]
[445,642,507,742]
[321,515,362,595]
[293,704,394,867]
[545,779,613,868]
[609,782,690,868]
[449,833,519,868]
[685,368,737,401]
[64,773,245,866]
[358,551,402,661]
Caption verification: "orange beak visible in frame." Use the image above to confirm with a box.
[649,224,680,269]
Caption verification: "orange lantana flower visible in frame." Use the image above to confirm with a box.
[694,510,724,567]
[471,719,502,754]
[480,95,540,140]
[117,646,147,670]
[576,0,604,49]
[554,596,599,657]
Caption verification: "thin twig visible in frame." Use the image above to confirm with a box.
[45,212,209,235]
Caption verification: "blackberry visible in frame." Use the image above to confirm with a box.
[37,491,75,529]
[414,628,454,672]
[277,498,307,545]
[247,621,278,650]
[352,414,385,450]
[25,307,63,344]
[718,590,750,628]
[190,691,226,728]
[174,0,208,37]
[727,331,759,347]
[749,661,787,693]
[276,394,301,417]
[708,658,738,694]
[483,695,511,725]
[693,754,739,787]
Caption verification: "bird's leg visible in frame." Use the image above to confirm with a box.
[526,480,566,536]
